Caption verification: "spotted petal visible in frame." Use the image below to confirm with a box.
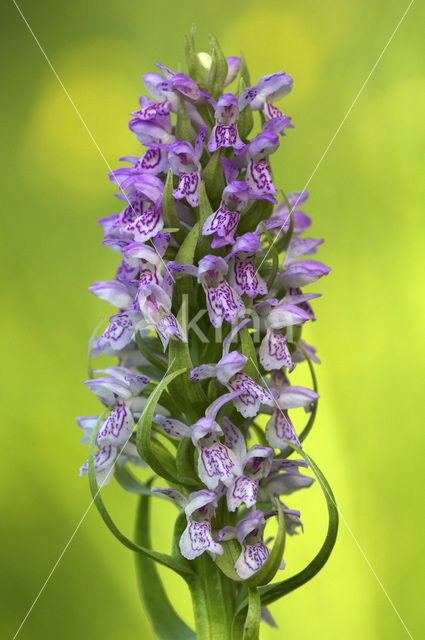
[154,414,191,438]
[227,475,258,511]
[235,541,270,579]
[265,410,300,449]
[179,520,223,560]
[97,401,134,447]
[259,328,294,372]
[227,372,274,418]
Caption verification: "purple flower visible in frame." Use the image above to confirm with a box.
[222,417,274,511]
[151,487,224,560]
[265,409,301,449]
[250,72,293,120]
[197,255,245,328]
[227,372,275,418]
[89,280,135,310]
[136,283,187,350]
[204,90,257,154]
[91,312,138,357]
[78,34,332,606]
[96,401,135,448]
[190,319,273,418]
[226,232,267,298]
[155,393,243,490]
[218,510,270,579]
[246,132,279,197]
[254,298,310,372]
[277,259,331,288]
[79,444,117,486]
[189,319,250,385]
[258,459,314,503]
[85,365,149,404]
[168,127,207,207]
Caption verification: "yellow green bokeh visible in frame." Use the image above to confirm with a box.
[2,0,424,638]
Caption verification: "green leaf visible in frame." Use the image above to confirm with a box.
[238,199,273,235]
[168,304,208,423]
[176,99,196,145]
[196,181,213,258]
[87,414,192,576]
[261,222,279,290]
[114,465,152,495]
[135,332,167,375]
[206,34,228,100]
[176,439,199,486]
[240,52,251,86]
[135,491,197,640]
[242,588,261,640]
[163,169,186,244]
[176,221,200,265]
[213,538,243,582]
[240,327,260,383]
[185,24,208,86]
[136,367,188,484]
[237,76,254,141]
[203,149,225,209]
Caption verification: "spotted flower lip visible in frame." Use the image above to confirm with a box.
[218,509,272,579]
[203,89,257,154]
[166,127,206,207]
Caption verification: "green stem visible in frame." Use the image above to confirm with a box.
[187,554,236,640]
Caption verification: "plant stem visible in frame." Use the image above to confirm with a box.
[187,554,236,640]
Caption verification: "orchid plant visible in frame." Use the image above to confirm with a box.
[77,28,338,640]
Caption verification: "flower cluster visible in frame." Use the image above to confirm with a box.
[77,36,330,594]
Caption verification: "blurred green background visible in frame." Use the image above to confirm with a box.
[1,0,424,638]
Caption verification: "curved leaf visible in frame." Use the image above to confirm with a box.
[242,588,261,640]
[136,367,188,484]
[87,316,106,378]
[280,342,318,459]
[297,343,319,445]
[114,465,152,495]
[236,448,338,615]
[87,416,193,576]
[134,490,196,640]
